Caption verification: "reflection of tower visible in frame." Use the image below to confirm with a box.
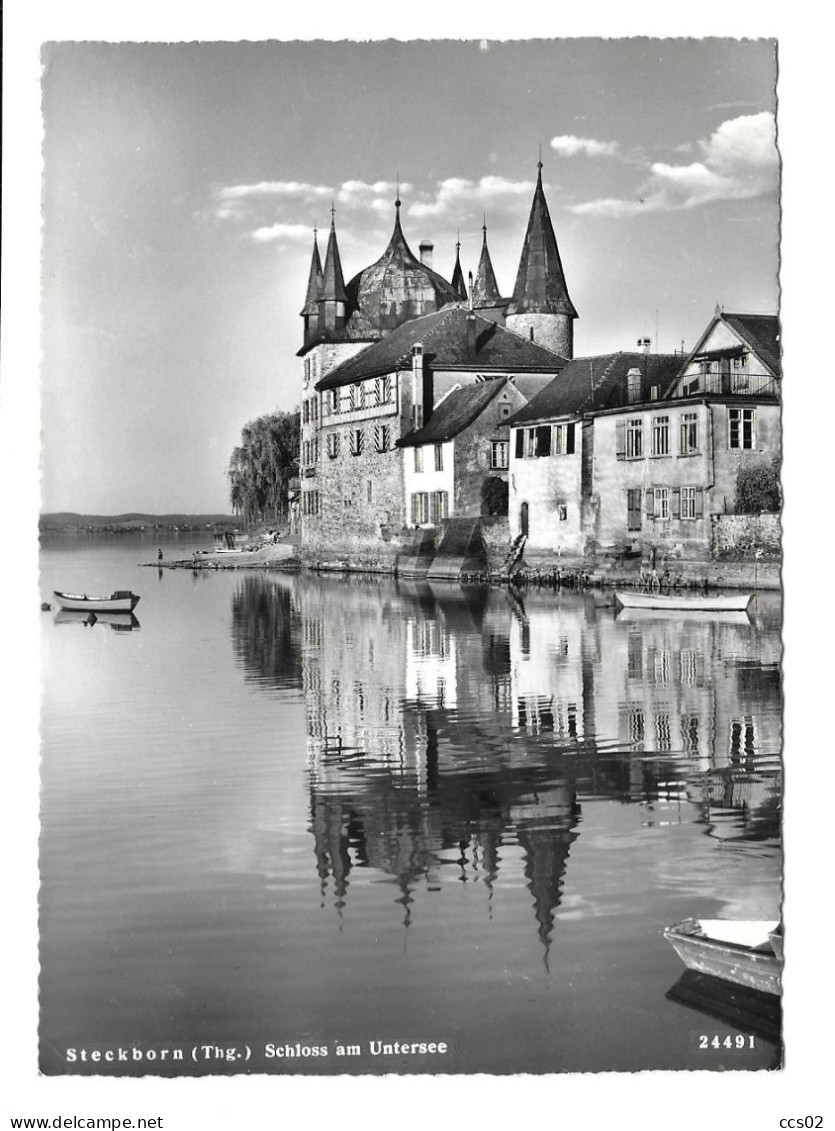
[514,786,580,965]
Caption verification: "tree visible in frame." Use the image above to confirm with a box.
[227,410,300,527]
[735,456,781,514]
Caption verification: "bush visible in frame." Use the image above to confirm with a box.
[735,456,781,514]
[481,477,509,516]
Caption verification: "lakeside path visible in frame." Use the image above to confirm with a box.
[146,541,301,571]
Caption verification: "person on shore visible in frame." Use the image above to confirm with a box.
[158,548,163,562]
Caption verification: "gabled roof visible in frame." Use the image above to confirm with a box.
[681,311,781,380]
[316,306,567,391]
[719,313,781,377]
[506,162,577,320]
[397,379,508,447]
[508,352,682,425]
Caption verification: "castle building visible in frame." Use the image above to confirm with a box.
[296,164,576,562]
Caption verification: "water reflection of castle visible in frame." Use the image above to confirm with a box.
[232,576,781,948]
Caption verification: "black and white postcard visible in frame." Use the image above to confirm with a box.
[1,6,827,1130]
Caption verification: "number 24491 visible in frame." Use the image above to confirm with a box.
[699,1034,755,1049]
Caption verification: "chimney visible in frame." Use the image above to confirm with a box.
[419,240,434,269]
[637,337,651,355]
[467,272,477,357]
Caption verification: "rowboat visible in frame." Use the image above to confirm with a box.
[663,918,781,996]
[615,590,753,613]
[53,589,140,613]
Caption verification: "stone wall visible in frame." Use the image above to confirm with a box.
[711,513,782,560]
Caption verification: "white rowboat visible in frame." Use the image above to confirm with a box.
[615,590,752,613]
[53,590,140,613]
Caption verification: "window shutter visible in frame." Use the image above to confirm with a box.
[566,422,576,455]
[616,420,626,460]
[695,488,704,518]
[671,488,681,518]
[515,429,524,459]
[646,489,655,518]
[536,426,551,457]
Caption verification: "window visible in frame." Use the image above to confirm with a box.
[326,433,340,459]
[627,488,642,531]
[499,403,512,420]
[349,429,365,457]
[367,480,373,504]
[646,487,669,520]
[412,404,424,429]
[429,491,449,524]
[626,419,643,460]
[678,486,703,520]
[491,440,509,469]
[374,424,391,453]
[649,386,659,401]
[434,444,444,471]
[526,428,538,458]
[651,415,670,456]
[536,426,551,457]
[553,422,576,455]
[679,412,699,454]
[729,408,756,449]
[349,384,359,411]
[414,447,423,473]
[515,430,524,459]
[557,504,568,522]
[410,492,448,525]
[311,398,318,423]
[329,389,339,414]
[302,400,310,424]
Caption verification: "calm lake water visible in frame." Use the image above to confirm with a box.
[39,533,783,1075]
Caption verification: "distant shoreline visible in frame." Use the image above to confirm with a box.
[40,513,239,534]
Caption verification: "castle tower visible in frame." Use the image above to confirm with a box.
[317,206,348,334]
[505,161,577,358]
[300,230,323,347]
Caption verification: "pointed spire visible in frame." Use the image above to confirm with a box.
[507,161,577,318]
[450,231,467,301]
[300,227,323,316]
[321,207,347,304]
[472,214,502,306]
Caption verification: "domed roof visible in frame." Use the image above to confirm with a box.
[344,201,461,338]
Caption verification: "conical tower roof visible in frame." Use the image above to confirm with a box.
[321,210,347,304]
[300,229,323,316]
[507,163,577,318]
[450,235,468,301]
[472,219,502,306]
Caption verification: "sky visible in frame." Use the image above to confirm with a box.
[40,38,779,515]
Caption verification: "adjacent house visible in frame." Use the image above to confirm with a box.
[507,309,781,567]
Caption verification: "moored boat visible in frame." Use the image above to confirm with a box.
[53,589,140,613]
[616,590,753,613]
[663,918,781,996]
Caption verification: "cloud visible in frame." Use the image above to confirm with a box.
[571,112,778,217]
[408,176,534,219]
[550,135,619,158]
[250,223,313,244]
